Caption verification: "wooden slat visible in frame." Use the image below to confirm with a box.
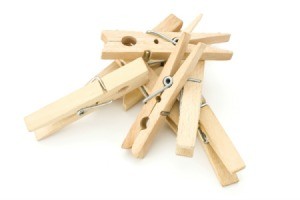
[176,14,204,157]
[183,14,203,33]
[176,61,204,157]
[200,105,245,173]
[102,43,232,61]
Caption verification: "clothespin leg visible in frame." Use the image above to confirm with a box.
[199,104,246,173]
[176,61,205,157]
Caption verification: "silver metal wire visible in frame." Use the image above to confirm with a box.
[146,30,178,45]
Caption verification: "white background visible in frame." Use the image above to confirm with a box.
[0,0,300,199]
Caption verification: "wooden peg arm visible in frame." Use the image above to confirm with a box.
[199,105,245,173]
[176,61,205,157]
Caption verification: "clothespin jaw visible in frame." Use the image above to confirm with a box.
[101,30,232,61]
[24,58,149,138]
[175,15,205,157]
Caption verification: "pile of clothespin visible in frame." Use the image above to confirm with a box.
[24,14,245,186]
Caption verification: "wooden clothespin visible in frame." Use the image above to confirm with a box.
[101,30,232,61]
[176,14,205,157]
[24,58,149,139]
[122,31,206,157]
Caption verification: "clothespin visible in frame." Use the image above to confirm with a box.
[24,58,149,139]
[176,14,205,157]
[101,31,232,61]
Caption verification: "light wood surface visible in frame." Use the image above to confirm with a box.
[132,43,206,158]
[200,105,245,173]
[122,88,144,110]
[176,61,204,157]
[183,14,203,33]
[25,58,148,133]
[198,130,239,186]
[122,14,184,111]
[151,14,183,32]
[122,33,191,149]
